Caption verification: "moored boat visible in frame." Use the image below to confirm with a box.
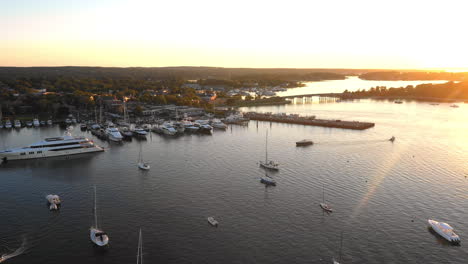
[207,217,219,227]
[428,219,460,243]
[296,139,313,146]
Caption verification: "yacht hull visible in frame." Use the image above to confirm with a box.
[0,147,104,161]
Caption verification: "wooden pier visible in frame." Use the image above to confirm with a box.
[244,112,375,130]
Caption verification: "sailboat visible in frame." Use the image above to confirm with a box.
[138,144,150,170]
[90,186,109,246]
[136,228,143,264]
[260,171,277,186]
[259,130,279,170]
[320,185,333,212]
[332,232,344,264]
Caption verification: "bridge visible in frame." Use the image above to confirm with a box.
[281,92,343,99]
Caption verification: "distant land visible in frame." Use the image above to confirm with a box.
[0,66,466,81]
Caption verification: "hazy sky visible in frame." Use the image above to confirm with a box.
[2,0,468,69]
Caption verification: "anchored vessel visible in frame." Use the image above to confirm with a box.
[90,186,109,246]
[0,134,104,162]
[428,219,460,243]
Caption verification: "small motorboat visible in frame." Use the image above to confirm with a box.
[428,219,460,243]
[296,139,313,146]
[47,120,53,125]
[389,136,395,142]
[46,194,61,210]
[394,100,403,104]
[450,104,459,108]
[260,175,276,186]
[207,217,219,227]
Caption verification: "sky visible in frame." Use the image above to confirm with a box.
[2,0,468,69]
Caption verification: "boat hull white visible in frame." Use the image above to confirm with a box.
[90,228,109,246]
[428,219,460,243]
[0,146,104,161]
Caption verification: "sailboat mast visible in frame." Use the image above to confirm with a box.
[322,185,325,203]
[265,130,268,163]
[94,186,98,228]
[137,228,143,264]
[338,231,343,262]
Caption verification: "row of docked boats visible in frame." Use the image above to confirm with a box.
[0,118,53,129]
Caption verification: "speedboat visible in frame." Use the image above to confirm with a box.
[211,119,227,129]
[105,126,123,142]
[198,123,213,134]
[120,127,133,139]
[14,120,21,129]
[46,194,61,210]
[161,123,177,136]
[428,219,460,243]
[296,139,313,146]
[207,217,219,227]
[33,118,40,127]
[4,120,12,129]
[260,175,276,186]
[133,127,148,137]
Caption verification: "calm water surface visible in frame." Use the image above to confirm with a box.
[0,96,467,263]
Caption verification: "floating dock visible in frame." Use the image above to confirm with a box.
[244,112,375,130]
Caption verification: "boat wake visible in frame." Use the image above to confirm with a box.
[0,237,27,263]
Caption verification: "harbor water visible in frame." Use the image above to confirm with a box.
[1,100,467,263]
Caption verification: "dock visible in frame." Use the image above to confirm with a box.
[244,112,375,130]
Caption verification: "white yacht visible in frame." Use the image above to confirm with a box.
[428,219,460,243]
[33,118,40,127]
[0,134,104,162]
[105,126,123,142]
[4,120,12,129]
[14,120,21,129]
[133,127,148,137]
[211,119,227,129]
[161,123,177,136]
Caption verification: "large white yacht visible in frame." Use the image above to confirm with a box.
[105,126,123,142]
[0,134,104,162]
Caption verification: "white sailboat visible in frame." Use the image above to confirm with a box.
[320,185,333,212]
[259,130,279,170]
[138,144,150,170]
[90,186,109,246]
[136,228,143,264]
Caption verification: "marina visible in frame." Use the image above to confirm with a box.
[0,99,466,264]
